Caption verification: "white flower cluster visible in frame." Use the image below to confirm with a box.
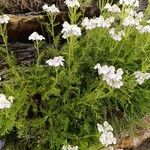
[61,21,81,39]
[104,3,121,13]
[109,28,125,41]
[82,16,115,30]
[123,16,139,26]
[42,4,60,13]
[119,0,139,7]
[123,10,143,27]
[97,121,117,148]
[62,145,78,150]
[46,56,65,67]
[94,64,124,89]
[134,71,150,85]
[0,94,13,109]
[28,32,45,41]
[136,25,150,33]
[0,14,10,24]
[64,0,80,8]
[122,8,150,33]
[125,9,143,20]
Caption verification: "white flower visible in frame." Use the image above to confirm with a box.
[8,96,14,103]
[104,3,121,13]
[82,16,115,30]
[95,16,105,27]
[97,121,113,133]
[134,71,150,84]
[64,0,80,8]
[81,17,97,30]
[0,94,13,109]
[125,8,135,16]
[95,64,124,89]
[136,24,150,34]
[135,12,144,21]
[42,4,60,13]
[97,124,105,133]
[99,131,115,146]
[62,145,78,150]
[97,121,117,148]
[0,15,10,24]
[109,28,125,41]
[122,16,140,27]
[46,56,65,67]
[61,21,81,39]
[119,0,139,7]
[28,32,45,41]
[106,17,115,24]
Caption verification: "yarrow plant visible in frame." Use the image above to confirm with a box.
[42,3,60,47]
[28,32,45,69]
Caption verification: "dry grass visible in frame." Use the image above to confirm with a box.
[0,0,65,14]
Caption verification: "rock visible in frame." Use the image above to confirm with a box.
[7,15,44,42]
[0,139,5,150]
[115,116,150,150]
[0,43,35,72]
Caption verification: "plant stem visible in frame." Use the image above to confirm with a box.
[0,24,22,83]
[34,41,40,70]
[55,68,58,86]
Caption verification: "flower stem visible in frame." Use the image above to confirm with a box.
[34,41,40,70]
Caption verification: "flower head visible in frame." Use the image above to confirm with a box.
[119,0,139,7]
[64,0,80,8]
[61,21,81,39]
[136,25,150,34]
[104,3,121,13]
[42,4,60,13]
[0,94,13,109]
[97,121,117,147]
[109,28,125,41]
[82,17,97,30]
[0,15,10,24]
[94,64,124,89]
[134,71,150,84]
[82,16,115,30]
[46,56,65,67]
[28,32,45,41]
[122,16,140,27]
